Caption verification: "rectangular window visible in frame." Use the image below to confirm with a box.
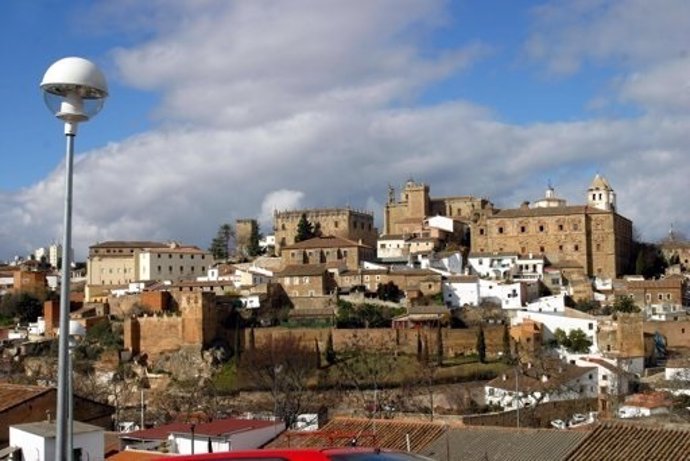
[558,224,564,231]
[157,265,161,273]
[498,226,504,234]
[574,244,579,251]
[538,225,544,232]
[520,226,526,233]
[479,228,485,235]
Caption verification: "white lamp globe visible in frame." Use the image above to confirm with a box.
[40,57,108,123]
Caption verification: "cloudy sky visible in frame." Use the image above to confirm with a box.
[1,0,689,260]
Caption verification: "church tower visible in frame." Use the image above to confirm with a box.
[587,174,616,211]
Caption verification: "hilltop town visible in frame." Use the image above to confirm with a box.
[2,174,690,459]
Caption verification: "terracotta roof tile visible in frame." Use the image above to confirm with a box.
[0,383,52,413]
[266,417,446,452]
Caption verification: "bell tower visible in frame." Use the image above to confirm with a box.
[587,174,616,211]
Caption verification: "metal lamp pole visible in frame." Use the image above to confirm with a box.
[41,57,108,461]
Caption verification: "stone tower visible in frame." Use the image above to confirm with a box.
[235,218,258,258]
[587,174,616,211]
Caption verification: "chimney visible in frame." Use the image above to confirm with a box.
[521,201,530,209]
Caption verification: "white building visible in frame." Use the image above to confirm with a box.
[467,252,517,280]
[9,420,104,461]
[377,234,411,261]
[514,254,545,282]
[442,276,526,309]
[121,418,285,455]
[575,356,633,397]
[138,243,211,282]
[525,293,567,314]
[644,303,687,321]
[513,308,600,353]
[485,363,598,411]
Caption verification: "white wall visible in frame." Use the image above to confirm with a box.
[514,310,599,353]
[468,254,517,279]
[478,279,523,309]
[525,293,566,314]
[485,368,598,410]
[443,280,479,307]
[172,422,285,455]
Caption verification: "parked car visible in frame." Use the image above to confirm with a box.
[550,419,567,429]
[570,413,587,424]
[164,448,434,461]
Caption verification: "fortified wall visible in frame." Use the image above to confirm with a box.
[246,325,505,357]
[124,292,233,359]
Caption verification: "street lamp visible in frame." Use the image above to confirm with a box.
[41,57,108,461]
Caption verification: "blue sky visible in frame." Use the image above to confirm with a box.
[1,0,689,260]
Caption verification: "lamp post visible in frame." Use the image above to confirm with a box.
[67,321,86,458]
[41,57,108,461]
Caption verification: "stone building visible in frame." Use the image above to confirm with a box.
[659,229,690,269]
[235,218,258,258]
[280,236,375,271]
[472,175,633,279]
[383,179,493,236]
[273,208,376,254]
[620,275,687,307]
[86,241,213,301]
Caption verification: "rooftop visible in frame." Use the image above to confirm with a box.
[0,383,51,413]
[12,420,102,438]
[422,425,589,461]
[266,417,446,452]
[282,236,371,251]
[566,421,690,461]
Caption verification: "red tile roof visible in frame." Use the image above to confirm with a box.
[266,417,447,452]
[123,419,279,441]
[0,383,52,413]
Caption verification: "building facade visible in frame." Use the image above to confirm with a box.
[280,236,375,271]
[472,176,633,279]
[86,241,213,301]
[273,208,376,254]
[383,179,493,235]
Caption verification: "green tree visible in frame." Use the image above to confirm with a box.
[325,330,336,365]
[551,328,592,353]
[501,324,513,363]
[566,329,593,353]
[613,296,640,313]
[634,242,667,278]
[0,292,45,323]
[574,298,598,313]
[247,223,263,257]
[209,223,234,260]
[295,213,316,242]
[376,281,402,303]
[476,325,486,363]
[436,323,444,366]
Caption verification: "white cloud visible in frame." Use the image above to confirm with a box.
[260,190,305,225]
[2,0,690,260]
